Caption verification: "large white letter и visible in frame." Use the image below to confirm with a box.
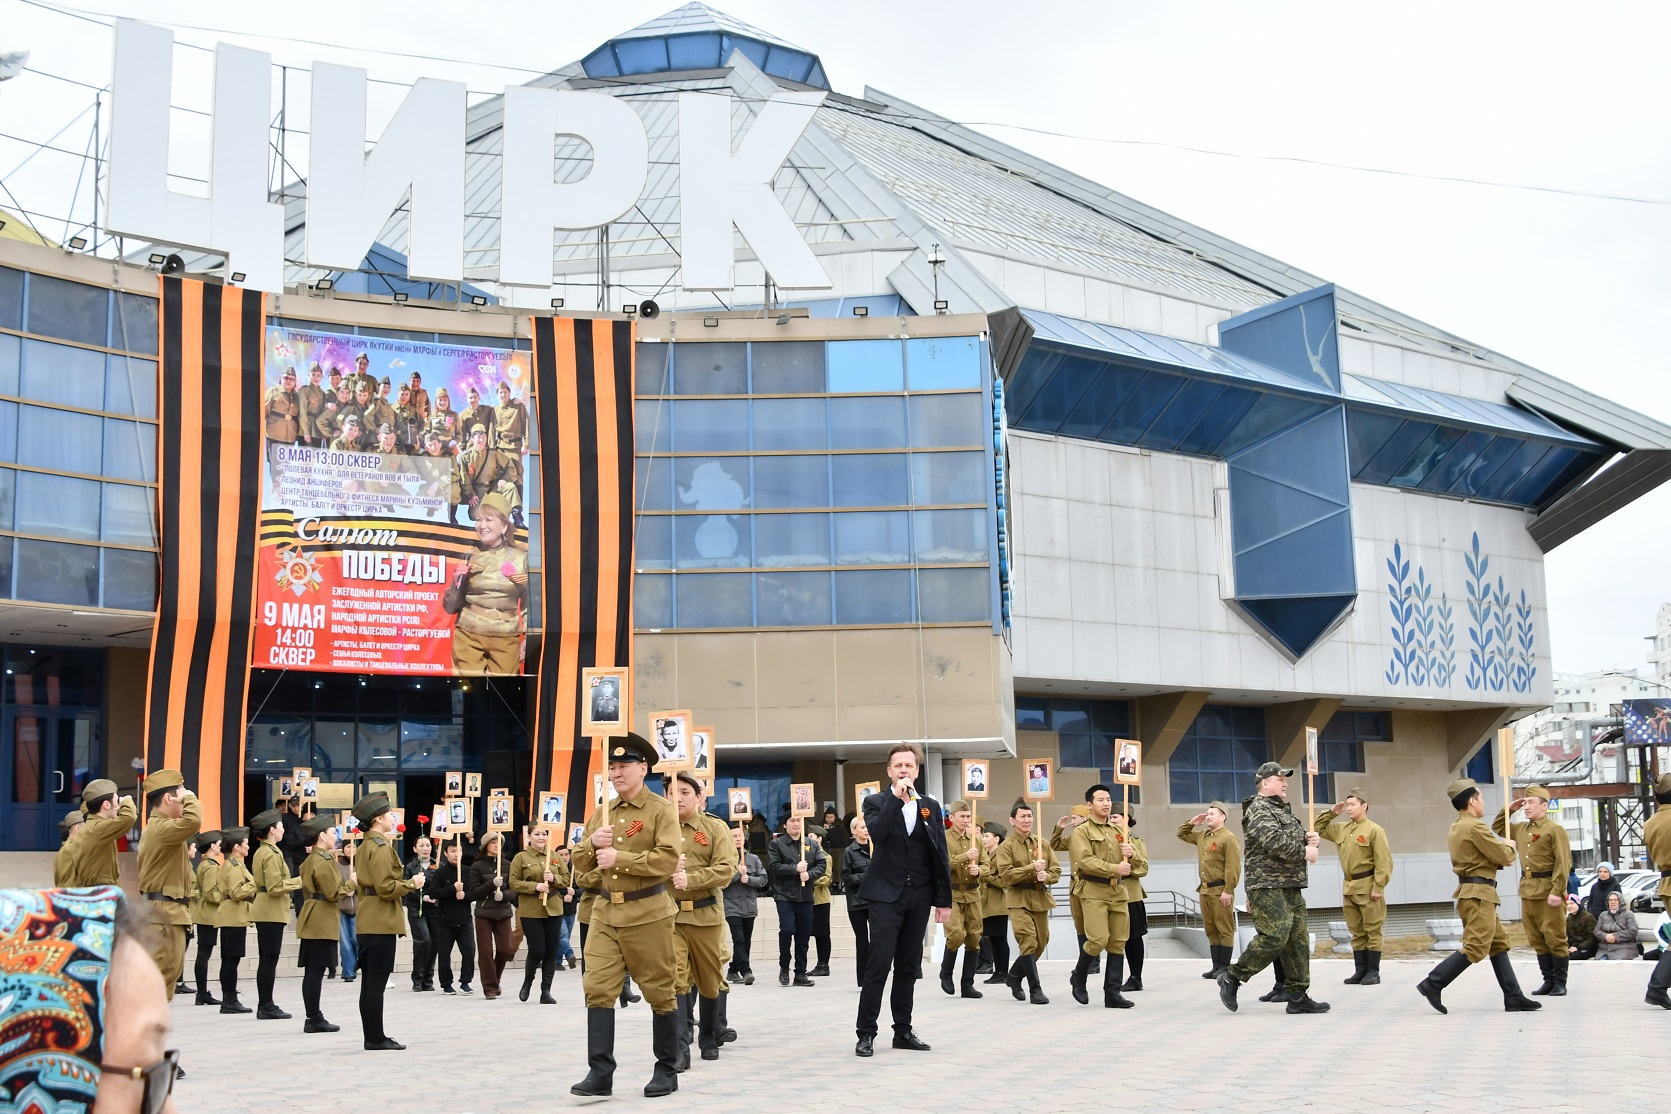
[305,64,465,282]
[499,88,648,288]
[106,19,283,291]
[678,91,831,292]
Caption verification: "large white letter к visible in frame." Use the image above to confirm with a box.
[105,19,283,291]
[499,88,648,288]
[678,91,831,292]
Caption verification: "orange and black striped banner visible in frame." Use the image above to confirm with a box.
[144,277,265,828]
[529,316,634,816]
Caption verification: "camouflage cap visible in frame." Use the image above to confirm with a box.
[141,769,183,795]
[1446,777,1478,806]
[81,778,118,805]
[1254,761,1295,779]
[1522,785,1551,802]
[605,732,657,769]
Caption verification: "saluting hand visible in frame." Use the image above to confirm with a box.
[1330,801,1346,816]
[1188,813,1207,826]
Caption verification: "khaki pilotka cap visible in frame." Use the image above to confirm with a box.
[142,769,183,795]
[300,816,334,841]
[1522,785,1551,801]
[1655,772,1671,800]
[1344,787,1370,804]
[80,779,118,805]
[351,792,392,826]
[1446,778,1478,807]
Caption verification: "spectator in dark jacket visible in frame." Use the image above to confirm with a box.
[425,841,475,993]
[1585,863,1623,917]
[768,815,826,986]
[404,836,435,991]
[469,831,517,999]
[1594,891,1640,961]
[724,827,769,984]
[1565,894,1597,961]
[842,816,873,987]
[279,797,306,914]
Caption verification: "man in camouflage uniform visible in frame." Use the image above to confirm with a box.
[1643,772,1671,1009]
[1217,762,1328,1015]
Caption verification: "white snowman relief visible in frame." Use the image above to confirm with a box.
[679,461,748,560]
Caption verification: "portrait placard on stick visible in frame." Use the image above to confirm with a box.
[960,759,990,800]
[490,787,509,798]
[292,766,312,789]
[301,777,320,804]
[465,773,483,798]
[648,709,693,772]
[277,777,294,801]
[386,808,404,833]
[487,794,514,831]
[1114,739,1142,786]
[444,770,463,797]
[537,792,566,830]
[568,822,586,847]
[593,773,618,812]
[447,798,472,836]
[789,782,816,818]
[581,666,629,736]
[691,725,713,775]
[854,781,881,815]
[1305,727,1320,777]
[430,806,450,840]
[728,786,753,822]
[1023,758,1055,802]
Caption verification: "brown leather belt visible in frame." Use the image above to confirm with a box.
[608,883,666,905]
[143,892,189,905]
[1457,875,1497,887]
[1350,869,1375,880]
[1528,871,1553,878]
[677,895,718,912]
[1662,870,1671,879]
[304,891,334,903]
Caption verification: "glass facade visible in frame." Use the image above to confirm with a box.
[1168,704,1269,806]
[635,336,997,630]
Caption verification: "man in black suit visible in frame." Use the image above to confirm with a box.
[854,743,953,1057]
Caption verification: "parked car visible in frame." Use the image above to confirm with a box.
[1624,871,1665,915]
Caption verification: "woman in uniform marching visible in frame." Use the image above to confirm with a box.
[214,828,257,1014]
[298,816,357,1032]
[191,830,223,1005]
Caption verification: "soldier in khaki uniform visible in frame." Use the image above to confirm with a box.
[570,733,682,1100]
[1067,784,1135,1009]
[670,772,737,1067]
[1417,777,1540,1014]
[1644,772,1671,1009]
[458,387,495,451]
[939,800,986,1000]
[53,810,84,886]
[1492,784,1572,996]
[190,830,223,1006]
[1109,806,1149,992]
[250,808,300,1020]
[996,799,1060,1005]
[1178,803,1241,980]
[264,368,300,443]
[298,363,327,444]
[297,816,356,1033]
[213,827,256,1013]
[353,791,423,1050]
[458,424,521,523]
[510,825,570,1003]
[430,387,459,443]
[330,413,366,453]
[979,822,1009,984]
[445,491,528,675]
[492,380,529,451]
[315,380,356,444]
[70,778,138,887]
[134,769,200,1002]
[407,371,431,424]
[1315,789,1393,986]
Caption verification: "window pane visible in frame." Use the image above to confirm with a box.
[674,572,752,627]
[918,567,989,622]
[753,455,827,509]
[832,453,909,508]
[0,267,20,330]
[635,572,673,628]
[672,399,749,451]
[103,420,157,482]
[105,355,158,418]
[673,342,747,394]
[357,721,400,769]
[756,570,831,625]
[911,450,986,505]
[636,342,670,394]
[828,339,904,392]
[0,401,14,462]
[674,456,750,512]
[635,399,672,453]
[525,513,541,569]
[914,508,988,563]
[752,397,826,450]
[908,393,984,448]
[1169,769,1199,805]
[0,468,12,529]
[636,514,673,569]
[753,512,830,567]
[309,720,356,778]
[18,406,101,474]
[101,547,156,610]
[0,537,12,598]
[399,721,464,769]
[14,538,98,606]
[246,717,312,772]
[20,339,105,410]
[1051,700,1091,733]
[637,457,674,510]
[830,396,906,449]
[673,513,751,567]
[749,340,824,393]
[906,336,981,390]
[25,274,108,347]
[0,333,17,395]
[111,292,158,356]
[832,510,909,564]
[1015,696,1048,729]
[15,472,100,540]
[834,569,912,624]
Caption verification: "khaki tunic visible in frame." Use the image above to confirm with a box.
[314,393,355,442]
[1646,807,1671,901]
[357,831,418,935]
[363,397,398,439]
[1177,822,1241,947]
[409,386,431,424]
[263,386,300,442]
[980,848,1005,919]
[73,798,138,887]
[492,399,529,449]
[298,849,353,940]
[572,785,680,1012]
[1069,817,1131,956]
[298,383,327,441]
[251,842,299,923]
[213,858,257,928]
[1449,811,1517,962]
[510,848,569,918]
[1118,835,1148,904]
[672,811,736,997]
[192,859,221,926]
[53,833,79,887]
[137,797,200,922]
[945,825,984,951]
[996,830,1059,956]
[458,446,518,506]
[1316,812,1393,950]
[459,404,496,445]
[1492,808,1572,955]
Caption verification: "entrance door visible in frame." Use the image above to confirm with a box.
[1,710,99,851]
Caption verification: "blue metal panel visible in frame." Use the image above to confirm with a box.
[1472,440,1553,503]
[581,45,620,77]
[1388,426,1464,487]
[1217,285,1340,393]
[1237,595,1358,659]
[1215,392,1328,457]
[614,37,670,74]
[1345,409,1404,473]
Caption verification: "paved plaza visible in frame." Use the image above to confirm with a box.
[168,951,1664,1113]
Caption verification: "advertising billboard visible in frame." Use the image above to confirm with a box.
[1623,698,1671,746]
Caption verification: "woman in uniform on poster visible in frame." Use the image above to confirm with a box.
[443,491,528,675]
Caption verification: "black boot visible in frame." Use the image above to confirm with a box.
[1530,952,1554,995]
[715,990,737,1044]
[1258,958,1290,1003]
[519,965,536,1003]
[569,1007,615,1097]
[1547,956,1568,997]
[195,988,221,1007]
[644,1009,679,1098]
[1646,951,1671,1009]
[1202,944,1228,979]
[1024,955,1048,1005]
[959,949,983,999]
[673,993,691,1072]
[1075,934,1100,975]
[976,937,994,975]
[303,1015,340,1033]
[1492,952,1542,1012]
[1360,950,1381,986]
[1069,950,1094,1005]
[1216,967,1241,1012]
[540,969,557,1005]
[939,951,957,996]
[1416,950,1471,1015]
[1006,957,1025,1001]
[698,994,720,1061]
[257,1003,292,1020]
[620,974,641,1007]
[1344,950,1367,985]
[220,995,252,1015]
[1286,992,1331,1014]
[1103,954,1133,1008]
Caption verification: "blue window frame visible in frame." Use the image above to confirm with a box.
[1169,705,1268,805]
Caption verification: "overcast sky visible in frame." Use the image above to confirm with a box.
[4,0,1669,677]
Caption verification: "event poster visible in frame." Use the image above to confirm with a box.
[1623,699,1671,745]
[251,327,532,675]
